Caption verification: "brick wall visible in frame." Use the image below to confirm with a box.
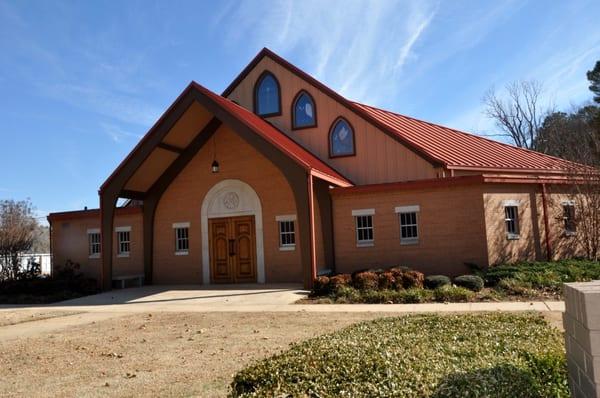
[331,184,489,276]
[153,123,303,284]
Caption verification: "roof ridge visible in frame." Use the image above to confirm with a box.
[351,100,579,167]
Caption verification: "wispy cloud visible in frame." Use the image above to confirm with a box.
[216,0,439,104]
[101,122,144,143]
[395,6,438,71]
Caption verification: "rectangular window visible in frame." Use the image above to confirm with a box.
[116,226,131,256]
[504,206,520,239]
[276,215,296,250]
[563,203,576,234]
[174,225,189,254]
[396,205,420,245]
[88,229,101,258]
[355,215,374,246]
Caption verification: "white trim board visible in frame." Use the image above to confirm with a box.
[352,208,375,216]
[275,214,297,221]
[172,222,190,228]
[395,205,420,213]
[115,226,131,232]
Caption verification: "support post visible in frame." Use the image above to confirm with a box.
[100,192,117,291]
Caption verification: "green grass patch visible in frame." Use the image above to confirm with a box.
[230,313,568,397]
[482,259,600,294]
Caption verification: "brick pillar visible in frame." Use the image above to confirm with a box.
[563,281,600,398]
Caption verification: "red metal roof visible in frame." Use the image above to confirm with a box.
[352,101,582,173]
[191,82,352,186]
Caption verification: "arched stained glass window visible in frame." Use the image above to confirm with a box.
[329,118,355,157]
[292,90,316,129]
[254,72,281,116]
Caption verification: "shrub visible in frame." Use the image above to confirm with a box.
[483,260,600,291]
[333,286,362,303]
[454,275,484,292]
[329,274,351,291]
[396,288,433,303]
[402,270,425,289]
[389,267,424,289]
[378,271,396,290]
[352,271,379,291]
[362,289,393,304]
[433,285,474,302]
[312,276,330,296]
[497,278,535,297]
[425,275,451,289]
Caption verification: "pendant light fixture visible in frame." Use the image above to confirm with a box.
[211,134,219,173]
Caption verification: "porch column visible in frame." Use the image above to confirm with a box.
[100,192,118,291]
[142,197,159,285]
[314,178,335,272]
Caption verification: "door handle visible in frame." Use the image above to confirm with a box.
[228,239,235,256]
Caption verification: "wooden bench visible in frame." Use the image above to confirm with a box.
[112,274,145,289]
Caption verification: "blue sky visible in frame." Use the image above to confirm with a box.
[1,0,599,222]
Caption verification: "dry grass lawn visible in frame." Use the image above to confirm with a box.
[0,312,392,397]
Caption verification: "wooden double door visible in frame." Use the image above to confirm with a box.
[208,215,257,283]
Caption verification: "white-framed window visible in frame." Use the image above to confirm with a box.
[395,205,419,245]
[352,209,374,247]
[87,228,101,258]
[276,215,296,251]
[173,222,190,255]
[562,201,576,235]
[115,226,131,257]
[503,203,520,239]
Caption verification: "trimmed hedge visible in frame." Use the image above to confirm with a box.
[453,275,484,292]
[424,275,451,289]
[231,313,567,397]
[433,285,474,302]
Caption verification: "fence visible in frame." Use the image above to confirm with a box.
[16,253,52,275]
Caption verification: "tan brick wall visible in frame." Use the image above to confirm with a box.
[332,185,489,276]
[483,184,585,266]
[112,213,144,277]
[152,123,303,284]
[50,211,143,284]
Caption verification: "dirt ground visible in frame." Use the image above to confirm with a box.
[0,312,392,397]
[0,311,564,398]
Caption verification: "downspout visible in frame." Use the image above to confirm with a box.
[47,218,53,278]
[307,173,317,287]
[541,183,552,261]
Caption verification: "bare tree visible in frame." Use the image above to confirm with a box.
[0,199,38,281]
[483,80,549,149]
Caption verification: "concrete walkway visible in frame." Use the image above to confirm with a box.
[0,284,565,313]
[0,285,565,341]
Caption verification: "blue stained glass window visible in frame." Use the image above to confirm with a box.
[330,118,355,157]
[255,73,280,116]
[293,92,316,128]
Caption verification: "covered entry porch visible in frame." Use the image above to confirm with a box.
[97,82,351,290]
